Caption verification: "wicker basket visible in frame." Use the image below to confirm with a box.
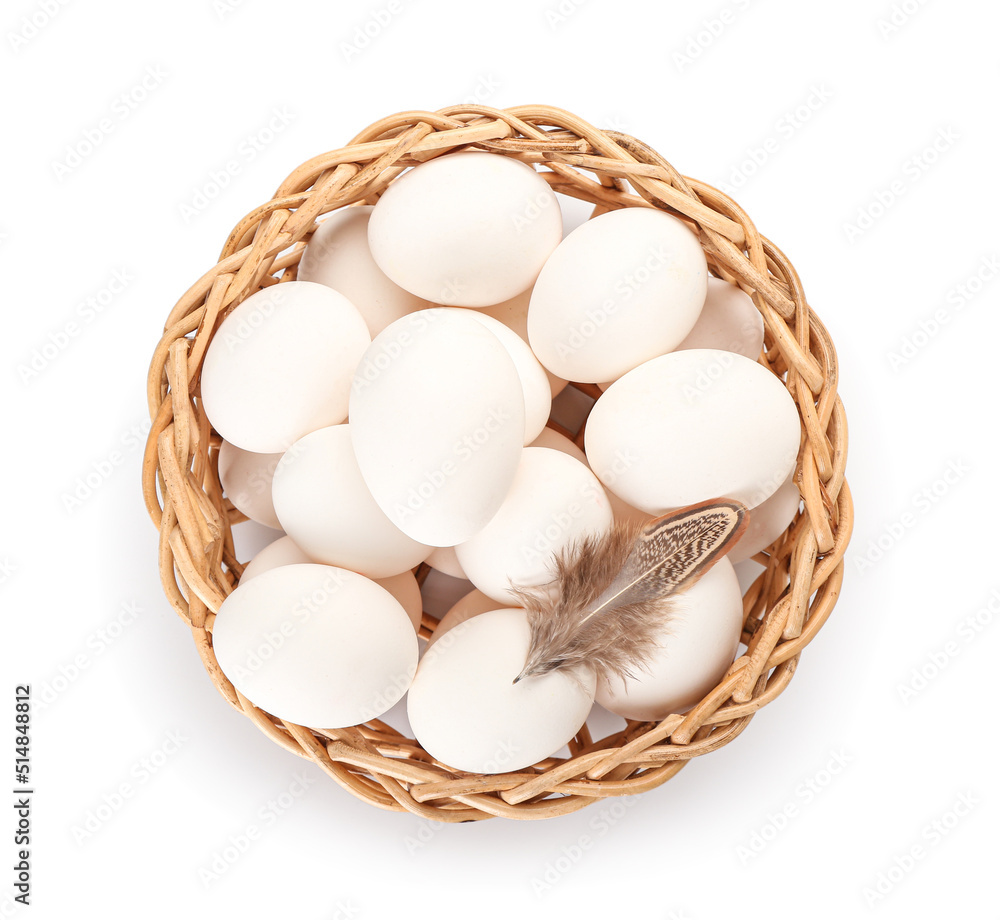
[142,104,852,822]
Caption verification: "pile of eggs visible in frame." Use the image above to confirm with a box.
[203,151,802,775]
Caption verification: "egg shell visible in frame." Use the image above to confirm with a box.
[218,440,283,530]
[728,473,801,563]
[675,276,765,360]
[407,608,596,773]
[526,428,653,527]
[426,589,510,648]
[271,425,430,578]
[606,489,655,527]
[585,349,801,512]
[528,427,588,465]
[425,545,467,580]
[231,519,283,564]
[212,564,418,728]
[297,205,434,336]
[527,208,708,382]
[239,535,423,633]
[595,557,743,721]
[455,447,613,604]
[201,281,371,452]
[370,570,424,634]
[478,288,568,398]
[240,534,312,581]
[733,558,767,596]
[349,309,525,546]
[437,308,550,443]
[368,151,562,307]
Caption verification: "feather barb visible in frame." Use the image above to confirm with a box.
[511,498,747,684]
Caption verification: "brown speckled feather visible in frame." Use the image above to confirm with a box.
[511,499,747,684]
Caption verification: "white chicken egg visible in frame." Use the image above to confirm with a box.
[239,535,424,634]
[239,534,312,581]
[297,205,434,336]
[595,557,743,721]
[478,288,568,398]
[527,428,655,526]
[271,425,430,579]
[527,207,707,382]
[437,308,551,443]
[218,440,283,530]
[424,545,467,580]
[675,275,765,360]
[426,589,511,649]
[585,349,801,512]
[407,608,596,773]
[528,427,588,465]
[368,151,562,306]
[728,473,801,563]
[200,281,370,452]
[349,309,525,546]
[454,447,613,604]
[212,564,418,728]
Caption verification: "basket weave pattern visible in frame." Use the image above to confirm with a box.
[142,104,853,821]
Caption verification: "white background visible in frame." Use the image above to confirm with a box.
[3,0,997,916]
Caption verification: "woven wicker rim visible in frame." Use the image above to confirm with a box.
[142,104,853,822]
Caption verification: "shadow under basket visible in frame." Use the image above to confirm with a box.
[142,103,853,822]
